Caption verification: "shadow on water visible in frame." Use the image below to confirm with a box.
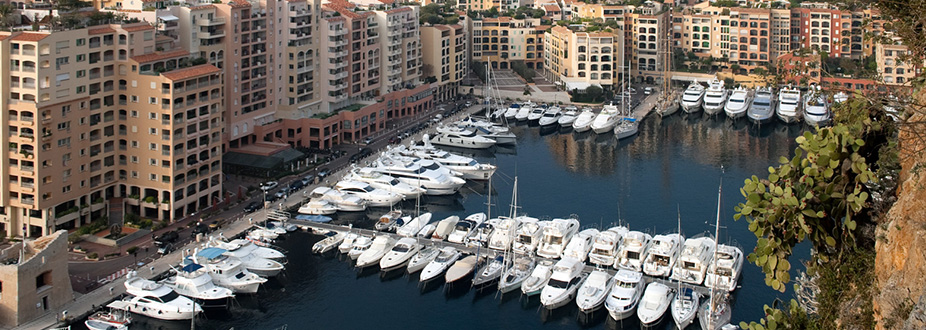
[540,305,579,324]
[422,194,465,213]
[379,267,406,282]
[539,124,559,136]
[418,277,444,295]
[575,308,608,329]
[444,277,473,300]
[605,315,643,330]
[355,265,379,279]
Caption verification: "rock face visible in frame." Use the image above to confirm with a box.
[874,112,926,329]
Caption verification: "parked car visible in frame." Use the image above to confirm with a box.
[465,101,473,107]
[290,181,305,192]
[644,87,653,95]
[389,136,401,144]
[362,137,374,145]
[259,181,278,191]
[274,190,287,199]
[244,201,262,213]
[154,231,179,246]
[317,168,331,178]
[301,175,316,186]
[158,243,172,255]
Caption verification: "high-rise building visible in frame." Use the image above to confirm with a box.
[544,25,624,91]
[470,17,546,70]
[421,24,468,102]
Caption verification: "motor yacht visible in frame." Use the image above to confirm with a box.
[466,125,517,145]
[562,228,599,262]
[702,79,729,116]
[417,223,437,238]
[472,255,505,290]
[308,187,368,212]
[108,271,202,321]
[396,213,433,237]
[356,235,397,269]
[540,258,586,309]
[312,231,345,254]
[615,231,652,271]
[670,234,716,285]
[487,217,520,251]
[334,180,403,207]
[162,263,235,308]
[370,157,466,196]
[84,310,131,330]
[380,237,420,271]
[344,167,426,199]
[724,86,751,119]
[447,213,486,244]
[521,259,555,296]
[588,226,629,267]
[699,293,733,330]
[672,287,700,329]
[590,104,622,134]
[348,236,373,260]
[747,87,776,125]
[681,82,706,113]
[407,245,440,274]
[558,106,578,126]
[421,246,462,282]
[190,253,266,294]
[834,91,849,104]
[613,118,639,140]
[637,282,674,327]
[572,108,596,132]
[604,270,646,321]
[527,105,546,122]
[504,103,521,119]
[247,228,278,242]
[777,85,802,124]
[445,255,481,284]
[297,199,338,215]
[338,232,359,254]
[538,107,562,126]
[803,86,832,127]
[375,210,404,232]
[464,218,498,248]
[536,217,581,259]
[515,104,532,121]
[576,269,615,313]
[704,244,744,292]
[403,140,497,180]
[642,233,684,277]
[431,215,460,240]
[512,217,544,255]
[429,127,497,149]
[211,238,286,261]
[498,256,535,293]
[211,244,285,278]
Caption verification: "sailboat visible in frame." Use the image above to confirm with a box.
[655,30,679,117]
[671,208,699,329]
[699,176,733,330]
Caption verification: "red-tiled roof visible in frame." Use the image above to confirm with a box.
[543,4,561,11]
[123,24,154,32]
[0,35,9,41]
[11,32,49,42]
[160,64,221,81]
[385,7,411,14]
[228,0,251,8]
[88,27,116,35]
[189,5,215,10]
[131,49,190,63]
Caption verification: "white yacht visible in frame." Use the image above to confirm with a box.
[540,258,586,309]
[445,255,481,284]
[212,238,285,261]
[464,218,498,248]
[803,86,832,127]
[536,217,581,259]
[402,140,497,180]
[348,236,373,260]
[558,106,578,126]
[396,213,433,237]
[590,104,622,134]
[671,234,716,285]
[680,82,706,113]
[572,108,596,132]
[615,231,652,271]
[702,79,729,116]
[356,235,397,269]
[421,246,462,282]
[162,263,234,308]
[504,103,521,119]
[672,287,700,329]
[637,282,675,326]
[472,255,505,290]
[604,270,646,321]
[84,311,131,330]
[338,232,359,254]
[380,237,420,271]
[777,85,802,124]
[453,117,517,145]
[724,86,751,119]
[576,269,615,313]
[562,228,599,262]
[588,226,629,267]
[431,215,460,240]
[210,244,285,278]
[515,104,532,121]
[312,231,345,254]
[642,233,684,277]
[498,256,536,293]
[447,213,486,244]
[406,245,440,274]
[108,271,202,321]
[487,217,520,251]
[297,199,338,215]
[334,180,403,207]
[613,118,639,140]
[371,157,466,196]
[704,244,744,292]
[521,259,555,296]
[308,187,367,212]
[374,210,403,232]
[190,252,266,294]
[429,127,497,149]
[747,87,776,125]
[512,217,544,255]
[344,167,427,198]
[538,107,562,126]
[527,105,546,121]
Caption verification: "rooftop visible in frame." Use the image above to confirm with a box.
[160,64,221,81]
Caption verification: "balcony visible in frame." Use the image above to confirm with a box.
[198,31,226,39]
[197,17,226,26]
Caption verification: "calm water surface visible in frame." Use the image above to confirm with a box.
[100,114,812,330]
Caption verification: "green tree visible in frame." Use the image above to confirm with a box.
[585,85,603,102]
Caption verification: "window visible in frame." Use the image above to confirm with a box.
[131,141,138,148]
[149,97,157,104]
[149,128,157,135]
[76,54,85,62]
[149,112,156,120]
[35,271,51,290]
[131,171,138,178]
[131,110,138,117]
[76,70,85,78]
[149,143,157,150]
[149,158,157,166]
[150,174,157,181]
[131,95,138,103]
[76,39,85,46]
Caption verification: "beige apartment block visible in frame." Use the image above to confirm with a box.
[0,230,73,327]
[544,25,624,91]
[470,17,547,70]
[422,24,467,102]
[876,41,922,86]
[276,0,323,120]
[375,7,423,94]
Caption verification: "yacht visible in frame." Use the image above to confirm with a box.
[416,223,437,238]
[445,255,481,284]
[421,246,462,282]
[297,199,338,215]
[84,311,131,330]
[637,282,675,327]
[454,117,517,144]
[512,217,544,255]
[312,231,346,254]
[380,237,420,271]
[247,227,278,242]
[588,226,629,267]
[407,245,440,274]
[308,187,368,212]
[527,105,546,122]
[536,217,580,259]
[723,86,751,119]
[338,232,359,254]
[702,79,729,116]
[504,103,521,119]
[191,252,266,294]
[334,180,403,207]
[558,106,578,126]
[521,259,555,296]
[515,104,532,121]
[538,107,562,126]
[348,236,373,260]
[487,217,520,251]
[747,87,776,125]
[402,141,497,180]
[464,218,498,248]
[699,293,733,330]
[562,228,599,262]
[613,118,639,140]
[572,108,596,132]
[472,255,505,290]
[576,269,615,313]
[540,258,586,309]
[396,213,433,237]
[431,215,460,240]
[371,157,466,196]
[777,85,802,124]
[670,234,716,285]
[590,104,622,134]
[803,86,832,127]
[212,238,285,261]
[834,91,849,104]
[642,233,684,277]
[704,244,745,292]
[344,167,426,199]
[212,245,285,278]
[429,128,496,149]
[604,270,646,321]
[447,213,486,244]
[356,235,397,269]
[162,263,234,308]
[108,271,201,321]
[615,231,652,271]
[498,256,536,293]
[680,82,706,113]
[374,210,404,232]
[672,287,700,329]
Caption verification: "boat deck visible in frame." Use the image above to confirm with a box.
[290,219,713,296]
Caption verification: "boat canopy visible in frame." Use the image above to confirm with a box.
[295,214,333,223]
[198,247,227,260]
[181,263,203,273]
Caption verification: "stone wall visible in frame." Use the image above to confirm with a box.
[0,230,73,327]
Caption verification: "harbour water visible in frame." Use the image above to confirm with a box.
[82,113,810,329]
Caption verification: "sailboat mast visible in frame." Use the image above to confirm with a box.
[708,176,723,327]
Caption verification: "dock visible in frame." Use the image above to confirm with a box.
[631,92,662,121]
[290,219,714,296]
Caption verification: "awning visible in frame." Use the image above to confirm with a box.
[198,247,227,260]
[159,15,179,21]
[564,81,592,91]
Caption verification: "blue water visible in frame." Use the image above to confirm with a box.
[100,114,810,330]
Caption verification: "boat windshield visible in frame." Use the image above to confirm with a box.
[455,222,473,231]
[423,163,441,171]
[436,253,455,262]
[548,278,569,289]
[781,99,798,105]
[684,90,701,96]
[388,178,401,185]
[235,272,247,279]
[808,98,825,107]
[617,280,636,288]
[157,290,181,303]
[392,245,410,253]
[729,98,744,104]
[543,235,563,245]
[754,99,770,107]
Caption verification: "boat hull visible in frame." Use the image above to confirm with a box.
[681,102,702,113]
[777,112,800,124]
[430,139,495,149]
[703,105,724,116]
[724,107,747,119]
[591,122,618,134]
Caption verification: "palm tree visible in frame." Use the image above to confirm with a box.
[0,4,14,31]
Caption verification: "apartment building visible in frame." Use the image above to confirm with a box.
[0,24,223,237]
[790,4,877,59]
[544,25,624,91]
[421,24,467,102]
[630,11,668,83]
[673,6,777,71]
[470,17,547,70]
[876,40,922,86]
